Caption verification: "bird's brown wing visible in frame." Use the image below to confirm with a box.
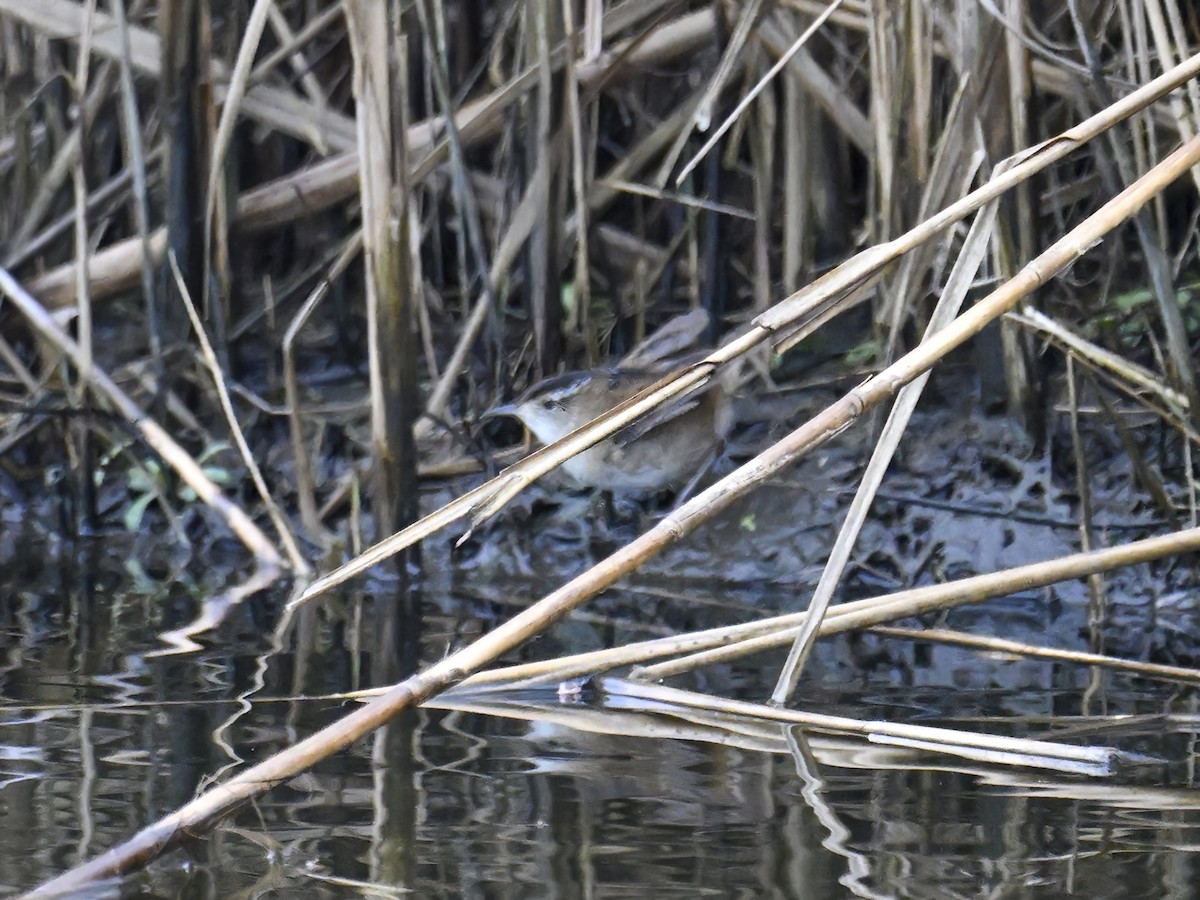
[614,393,704,446]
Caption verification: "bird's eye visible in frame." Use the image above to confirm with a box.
[540,397,561,411]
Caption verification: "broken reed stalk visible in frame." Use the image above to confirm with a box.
[1010,307,1192,426]
[30,97,1200,900]
[431,678,1123,777]
[600,680,1120,776]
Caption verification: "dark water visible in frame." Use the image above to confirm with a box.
[3,555,1200,899]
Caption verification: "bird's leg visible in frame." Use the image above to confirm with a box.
[668,440,726,511]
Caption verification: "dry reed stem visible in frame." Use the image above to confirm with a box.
[169,253,309,573]
[109,0,159,365]
[428,692,1177,796]
[642,523,1200,680]
[283,233,364,543]
[248,3,342,91]
[6,54,118,255]
[0,0,356,152]
[774,162,997,691]
[1086,369,1182,526]
[203,0,273,270]
[602,679,1118,776]
[652,0,761,186]
[1010,307,1192,422]
[679,1,847,186]
[345,0,420,534]
[261,1,327,106]
[429,691,791,752]
[420,519,1200,691]
[883,74,981,351]
[412,0,496,324]
[562,0,593,359]
[756,11,872,153]
[19,7,716,308]
[1066,353,1111,637]
[431,677,1121,776]
[71,0,95,387]
[25,227,168,308]
[869,626,1200,684]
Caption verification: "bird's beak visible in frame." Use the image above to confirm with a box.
[479,402,518,423]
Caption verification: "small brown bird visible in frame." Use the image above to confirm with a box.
[489,365,733,495]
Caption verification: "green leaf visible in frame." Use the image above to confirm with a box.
[844,338,881,368]
[123,491,156,533]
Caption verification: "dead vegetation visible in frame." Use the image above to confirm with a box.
[4,1,1200,893]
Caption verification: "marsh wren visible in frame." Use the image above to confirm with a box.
[488,366,733,495]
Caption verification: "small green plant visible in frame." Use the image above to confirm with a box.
[119,442,235,532]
